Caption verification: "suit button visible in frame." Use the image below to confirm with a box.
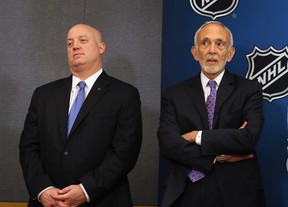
[64,151,69,156]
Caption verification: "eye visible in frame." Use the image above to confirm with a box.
[80,38,88,43]
[216,40,225,48]
[200,39,210,48]
[67,41,73,48]
[202,40,208,46]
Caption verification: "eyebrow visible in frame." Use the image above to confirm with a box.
[67,35,89,41]
[201,37,225,42]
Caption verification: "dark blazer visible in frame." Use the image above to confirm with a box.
[157,71,266,207]
[19,71,142,207]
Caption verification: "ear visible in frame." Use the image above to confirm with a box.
[226,47,235,62]
[99,42,106,55]
[191,46,199,61]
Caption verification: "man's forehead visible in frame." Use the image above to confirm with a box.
[198,25,229,40]
[68,25,93,35]
[67,29,91,37]
[67,34,89,40]
[200,36,225,42]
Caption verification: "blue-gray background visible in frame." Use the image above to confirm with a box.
[161,1,288,207]
[0,0,162,205]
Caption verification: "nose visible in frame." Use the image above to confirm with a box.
[72,40,80,50]
[208,43,216,54]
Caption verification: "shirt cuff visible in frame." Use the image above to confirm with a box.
[38,186,55,202]
[80,183,90,203]
[195,131,202,145]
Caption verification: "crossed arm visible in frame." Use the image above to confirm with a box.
[181,121,254,163]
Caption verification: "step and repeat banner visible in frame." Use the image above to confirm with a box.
[160,1,288,206]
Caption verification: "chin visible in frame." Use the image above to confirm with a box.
[71,61,85,67]
[203,67,222,74]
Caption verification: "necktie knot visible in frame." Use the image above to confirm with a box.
[208,80,217,89]
[78,81,86,90]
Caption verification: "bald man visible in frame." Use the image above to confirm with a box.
[20,24,142,207]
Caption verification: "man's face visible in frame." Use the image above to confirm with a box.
[66,24,105,71]
[191,23,235,78]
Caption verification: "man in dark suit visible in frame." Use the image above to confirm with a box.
[19,24,142,207]
[157,21,266,207]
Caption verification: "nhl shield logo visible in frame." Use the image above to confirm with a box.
[190,0,239,20]
[245,46,288,102]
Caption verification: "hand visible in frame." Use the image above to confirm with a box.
[240,121,247,129]
[181,131,198,142]
[214,121,251,163]
[51,184,86,207]
[40,188,66,207]
[216,154,254,163]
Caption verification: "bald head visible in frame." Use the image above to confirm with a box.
[67,24,106,80]
[67,24,103,43]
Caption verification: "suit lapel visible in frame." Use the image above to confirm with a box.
[67,72,110,138]
[213,71,235,128]
[186,74,209,129]
[54,77,72,142]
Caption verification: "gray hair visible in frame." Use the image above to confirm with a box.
[194,21,234,48]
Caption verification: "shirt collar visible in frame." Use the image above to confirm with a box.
[200,70,225,88]
[71,68,103,90]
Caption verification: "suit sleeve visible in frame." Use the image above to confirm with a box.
[157,89,214,173]
[80,86,142,201]
[201,80,264,155]
[19,88,54,199]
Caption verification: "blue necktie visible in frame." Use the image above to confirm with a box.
[188,80,217,182]
[67,81,86,135]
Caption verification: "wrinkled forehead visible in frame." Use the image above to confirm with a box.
[197,23,231,43]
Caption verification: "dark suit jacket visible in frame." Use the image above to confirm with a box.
[157,71,266,207]
[19,71,142,207]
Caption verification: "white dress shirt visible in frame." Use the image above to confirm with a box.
[69,69,103,113]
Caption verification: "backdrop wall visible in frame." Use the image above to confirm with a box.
[160,1,288,207]
[0,0,162,205]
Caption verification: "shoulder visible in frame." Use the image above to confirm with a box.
[164,74,200,95]
[103,72,139,93]
[101,73,140,101]
[169,75,198,89]
[109,76,137,90]
[36,76,70,91]
[225,70,262,90]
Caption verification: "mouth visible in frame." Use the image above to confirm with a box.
[206,58,218,64]
[73,53,84,58]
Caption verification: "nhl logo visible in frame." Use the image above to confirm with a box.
[245,46,288,102]
[190,0,239,20]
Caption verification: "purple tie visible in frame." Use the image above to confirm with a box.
[206,80,217,130]
[188,168,205,183]
[188,80,217,183]
[67,81,86,135]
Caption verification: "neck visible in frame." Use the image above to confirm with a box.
[70,65,102,80]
